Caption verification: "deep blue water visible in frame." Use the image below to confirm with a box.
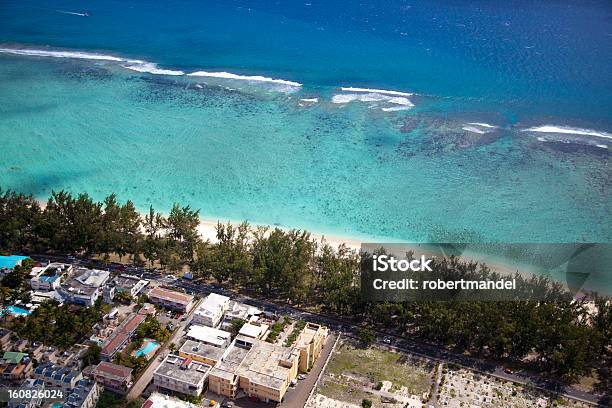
[1,0,611,122]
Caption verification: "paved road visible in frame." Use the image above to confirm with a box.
[281,333,338,408]
[126,298,203,401]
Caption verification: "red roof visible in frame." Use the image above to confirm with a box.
[94,361,132,380]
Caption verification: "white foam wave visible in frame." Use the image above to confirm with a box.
[467,122,498,129]
[522,125,612,140]
[340,87,413,97]
[56,10,88,17]
[123,62,184,76]
[299,98,319,103]
[382,106,412,112]
[188,71,302,87]
[331,93,413,105]
[0,48,124,62]
[462,126,487,134]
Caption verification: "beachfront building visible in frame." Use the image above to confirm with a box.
[147,287,194,313]
[33,362,83,391]
[178,340,227,367]
[58,267,110,306]
[92,361,133,394]
[219,301,262,331]
[208,337,299,403]
[186,325,232,348]
[192,293,230,328]
[64,379,101,408]
[29,262,72,291]
[153,354,212,397]
[111,274,150,298]
[0,351,33,382]
[294,323,329,372]
[100,304,156,361]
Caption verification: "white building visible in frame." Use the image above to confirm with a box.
[29,263,72,291]
[220,301,262,331]
[153,354,212,397]
[58,268,110,306]
[192,293,230,328]
[186,325,232,348]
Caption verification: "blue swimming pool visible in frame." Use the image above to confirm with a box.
[1,305,32,316]
[135,340,160,357]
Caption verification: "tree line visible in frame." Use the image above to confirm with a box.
[0,188,610,393]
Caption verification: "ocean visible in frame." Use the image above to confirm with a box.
[0,0,610,244]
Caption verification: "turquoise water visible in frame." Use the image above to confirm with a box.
[0,0,610,244]
[1,305,32,316]
[135,340,160,357]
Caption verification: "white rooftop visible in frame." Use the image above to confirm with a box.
[187,325,231,347]
[238,322,268,339]
[146,392,199,408]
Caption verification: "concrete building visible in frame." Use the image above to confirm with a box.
[100,304,156,360]
[0,351,33,382]
[192,293,230,328]
[294,323,329,372]
[112,275,150,298]
[186,325,232,348]
[178,340,226,366]
[92,361,133,394]
[147,287,194,313]
[64,379,101,408]
[153,354,212,397]
[33,362,83,391]
[208,338,300,403]
[238,322,269,340]
[220,301,261,331]
[58,268,110,307]
[29,263,72,291]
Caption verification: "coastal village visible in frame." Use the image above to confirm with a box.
[0,254,601,408]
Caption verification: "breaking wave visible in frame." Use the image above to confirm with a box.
[522,125,612,140]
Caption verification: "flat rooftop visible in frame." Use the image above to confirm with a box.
[148,287,194,305]
[236,340,299,391]
[210,344,250,381]
[179,340,226,362]
[187,325,231,346]
[154,354,211,385]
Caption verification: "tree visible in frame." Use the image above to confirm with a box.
[358,328,375,347]
[362,399,372,408]
[82,344,101,366]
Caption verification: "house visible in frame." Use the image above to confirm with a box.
[29,262,72,291]
[153,354,212,397]
[147,287,194,313]
[192,293,230,328]
[143,391,212,408]
[208,338,300,403]
[178,340,226,367]
[293,323,329,372]
[100,304,155,360]
[92,361,133,394]
[58,268,110,307]
[186,325,232,348]
[64,379,101,408]
[33,362,83,391]
[112,275,149,298]
[0,351,33,382]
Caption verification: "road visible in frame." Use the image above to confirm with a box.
[281,333,338,408]
[126,297,203,401]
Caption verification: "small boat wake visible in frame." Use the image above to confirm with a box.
[56,10,89,17]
